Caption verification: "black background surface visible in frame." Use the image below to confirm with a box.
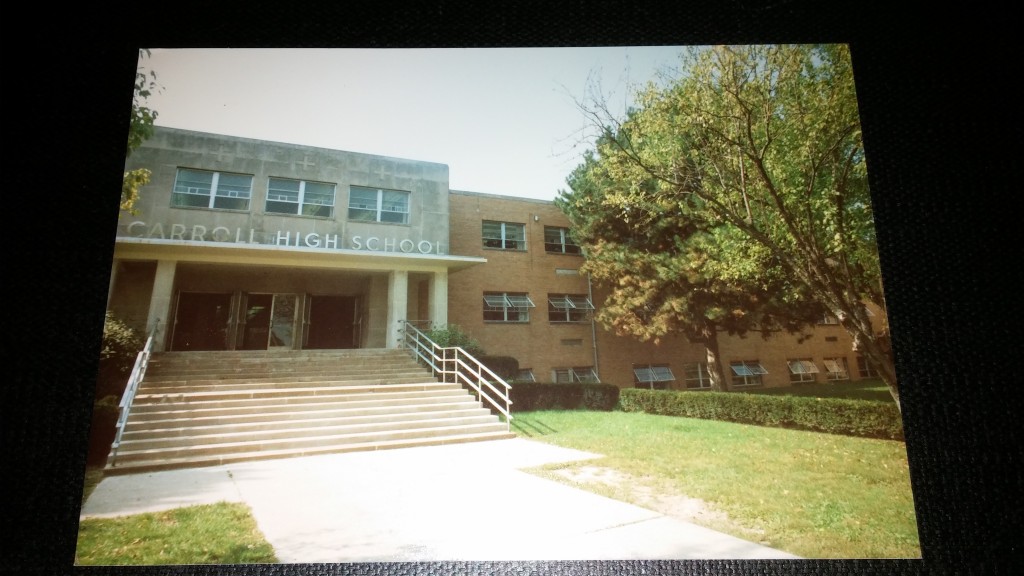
[6,1,1021,574]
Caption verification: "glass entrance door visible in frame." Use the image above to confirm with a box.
[171,292,233,351]
[268,294,297,349]
[240,293,297,350]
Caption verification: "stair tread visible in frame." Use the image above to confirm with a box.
[108,349,513,473]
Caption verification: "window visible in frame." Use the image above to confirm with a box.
[857,356,879,378]
[515,369,536,383]
[266,177,335,217]
[482,221,526,250]
[633,364,675,390]
[787,359,820,383]
[548,294,595,323]
[730,360,767,387]
[818,313,840,325]
[684,362,714,389]
[553,367,599,383]
[823,357,850,381]
[172,168,252,210]
[348,186,410,224]
[483,292,535,323]
[544,226,581,255]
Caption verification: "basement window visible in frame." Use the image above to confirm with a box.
[730,360,767,387]
[787,359,820,383]
[633,364,675,390]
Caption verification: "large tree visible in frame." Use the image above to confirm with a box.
[122,49,159,215]
[558,44,898,408]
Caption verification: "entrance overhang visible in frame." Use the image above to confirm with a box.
[113,237,486,272]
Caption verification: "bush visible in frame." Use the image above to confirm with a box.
[96,313,144,399]
[511,382,620,412]
[423,324,484,358]
[618,388,904,440]
[480,355,519,380]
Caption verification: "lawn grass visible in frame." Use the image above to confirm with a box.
[76,502,278,565]
[512,410,919,559]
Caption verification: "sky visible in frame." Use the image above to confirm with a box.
[142,47,686,201]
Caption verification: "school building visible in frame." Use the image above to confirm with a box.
[108,127,883,392]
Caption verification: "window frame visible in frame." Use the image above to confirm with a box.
[348,186,411,224]
[857,356,880,378]
[823,357,851,381]
[683,362,714,389]
[787,358,820,383]
[483,292,535,323]
[547,294,595,323]
[482,220,527,251]
[171,168,253,211]
[266,177,336,218]
[633,364,675,390]
[553,367,600,383]
[729,360,768,387]
[514,369,536,383]
[543,226,581,255]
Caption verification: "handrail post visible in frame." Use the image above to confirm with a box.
[399,320,512,431]
[109,319,159,467]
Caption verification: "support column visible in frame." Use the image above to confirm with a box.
[386,270,408,348]
[106,260,120,310]
[428,268,448,329]
[147,260,177,352]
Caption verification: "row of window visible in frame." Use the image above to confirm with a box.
[482,292,595,323]
[632,357,878,389]
[171,168,410,224]
[511,367,599,384]
[483,220,581,255]
[511,357,879,387]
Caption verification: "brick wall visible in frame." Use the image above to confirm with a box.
[448,190,883,391]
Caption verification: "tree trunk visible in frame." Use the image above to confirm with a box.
[703,324,728,391]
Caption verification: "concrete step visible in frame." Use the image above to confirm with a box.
[104,430,516,475]
[111,421,513,465]
[106,348,511,473]
[121,406,495,438]
[119,414,504,451]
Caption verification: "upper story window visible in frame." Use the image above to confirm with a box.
[633,364,675,390]
[348,186,410,224]
[266,178,336,218]
[730,360,767,387]
[482,221,526,250]
[544,226,581,255]
[548,294,595,323]
[172,168,252,211]
[483,292,535,323]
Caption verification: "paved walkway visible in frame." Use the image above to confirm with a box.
[80,438,799,562]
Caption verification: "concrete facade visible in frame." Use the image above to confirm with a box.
[109,127,883,391]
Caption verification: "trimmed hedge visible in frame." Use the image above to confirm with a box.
[619,388,904,440]
[510,382,620,412]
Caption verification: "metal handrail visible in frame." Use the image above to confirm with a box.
[109,319,159,466]
[400,321,512,430]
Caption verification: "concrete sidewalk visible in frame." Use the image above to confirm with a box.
[80,438,799,562]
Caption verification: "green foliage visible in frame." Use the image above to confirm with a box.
[479,355,519,380]
[423,323,485,357]
[510,382,620,412]
[122,49,160,215]
[96,312,143,399]
[618,388,903,440]
[559,44,898,406]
